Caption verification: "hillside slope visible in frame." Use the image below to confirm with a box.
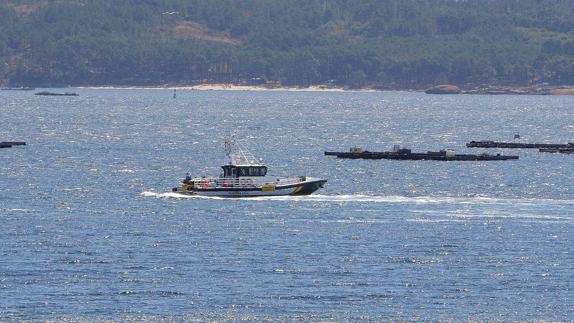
[1,0,574,88]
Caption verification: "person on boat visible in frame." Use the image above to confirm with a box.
[183,173,192,184]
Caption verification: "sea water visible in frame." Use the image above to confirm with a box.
[0,89,573,321]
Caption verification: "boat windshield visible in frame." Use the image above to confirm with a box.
[222,165,267,177]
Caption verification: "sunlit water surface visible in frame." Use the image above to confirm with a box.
[1,89,573,321]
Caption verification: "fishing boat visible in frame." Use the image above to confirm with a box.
[172,139,326,197]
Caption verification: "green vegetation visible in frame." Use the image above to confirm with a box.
[2,0,574,88]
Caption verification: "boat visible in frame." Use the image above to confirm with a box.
[172,139,327,197]
[325,145,519,161]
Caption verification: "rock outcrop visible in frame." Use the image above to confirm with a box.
[425,84,574,95]
[425,84,462,94]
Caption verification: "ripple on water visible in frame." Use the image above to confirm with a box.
[0,90,572,321]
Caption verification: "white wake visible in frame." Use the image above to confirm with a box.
[140,191,574,206]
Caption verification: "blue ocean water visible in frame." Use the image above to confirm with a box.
[0,89,573,321]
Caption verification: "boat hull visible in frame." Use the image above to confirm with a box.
[173,178,326,197]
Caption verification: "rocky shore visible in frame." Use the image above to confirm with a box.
[426,84,574,95]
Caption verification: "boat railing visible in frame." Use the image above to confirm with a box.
[191,176,304,188]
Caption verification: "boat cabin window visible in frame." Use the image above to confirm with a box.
[222,165,267,177]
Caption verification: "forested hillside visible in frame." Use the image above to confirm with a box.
[2,0,574,88]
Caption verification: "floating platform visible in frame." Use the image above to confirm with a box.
[467,140,573,149]
[325,147,519,161]
[0,141,26,149]
[1,87,35,91]
[35,91,79,96]
[539,148,574,154]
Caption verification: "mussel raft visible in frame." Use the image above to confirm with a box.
[325,146,519,161]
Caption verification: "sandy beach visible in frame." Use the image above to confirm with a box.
[78,83,380,92]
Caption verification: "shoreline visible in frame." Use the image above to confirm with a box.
[57,83,574,95]
[77,84,382,92]
[425,84,574,95]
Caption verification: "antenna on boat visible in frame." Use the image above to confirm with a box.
[235,139,260,165]
[224,137,236,165]
[222,136,261,166]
